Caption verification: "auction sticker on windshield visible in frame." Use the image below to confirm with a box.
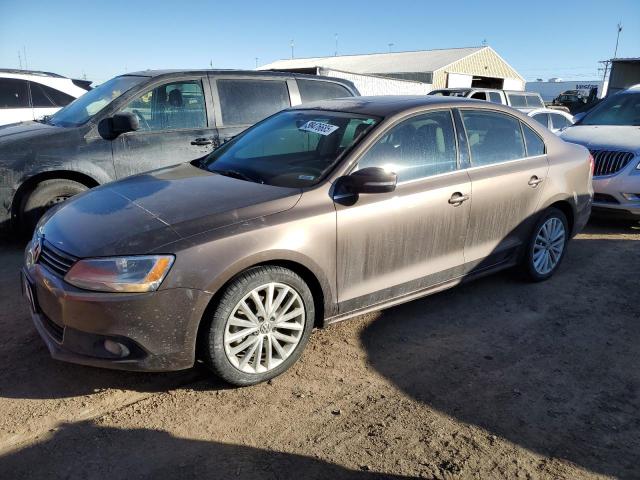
[299,121,339,136]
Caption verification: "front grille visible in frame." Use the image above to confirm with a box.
[590,150,635,177]
[38,241,77,277]
[593,193,619,204]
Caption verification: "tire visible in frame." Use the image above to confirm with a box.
[203,266,315,386]
[20,179,88,234]
[520,207,569,282]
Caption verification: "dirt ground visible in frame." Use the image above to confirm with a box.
[0,218,638,480]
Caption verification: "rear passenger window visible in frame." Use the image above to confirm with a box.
[461,110,526,166]
[508,94,527,107]
[0,78,29,108]
[488,92,503,104]
[356,110,458,182]
[550,113,572,130]
[298,79,351,103]
[521,122,545,156]
[218,79,289,125]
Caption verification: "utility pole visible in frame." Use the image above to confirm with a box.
[290,40,295,59]
[601,22,623,88]
[255,57,259,69]
[22,46,28,70]
[388,43,394,53]
[17,51,22,69]
[334,33,338,56]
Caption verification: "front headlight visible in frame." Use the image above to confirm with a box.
[65,255,174,293]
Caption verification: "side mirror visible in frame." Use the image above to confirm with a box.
[339,167,397,195]
[98,112,139,139]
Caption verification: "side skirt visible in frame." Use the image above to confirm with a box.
[323,256,518,327]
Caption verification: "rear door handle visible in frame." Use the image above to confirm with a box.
[448,192,470,206]
[528,176,544,187]
[191,137,213,146]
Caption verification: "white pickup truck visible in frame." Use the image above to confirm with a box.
[428,88,545,113]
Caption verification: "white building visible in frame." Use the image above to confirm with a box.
[259,46,525,95]
[525,80,604,102]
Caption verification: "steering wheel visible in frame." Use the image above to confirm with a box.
[132,109,150,130]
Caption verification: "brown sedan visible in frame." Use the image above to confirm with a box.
[22,96,593,385]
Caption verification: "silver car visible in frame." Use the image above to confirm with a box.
[561,85,640,219]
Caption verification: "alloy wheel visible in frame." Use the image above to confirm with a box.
[532,217,566,275]
[223,282,305,374]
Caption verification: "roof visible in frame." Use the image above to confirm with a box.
[0,68,66,78]
[258,47,485,74]
[122,69,353,85]
[289,95,488,117]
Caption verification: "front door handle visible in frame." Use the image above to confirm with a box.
[448,192,470,206]
[528,175,544,187]
[191,137,213,146]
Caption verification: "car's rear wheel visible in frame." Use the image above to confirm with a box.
[203,266,315,386]
[20,179,88,234]
[521,207,569,282]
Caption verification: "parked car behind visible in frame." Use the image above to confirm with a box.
[428,88,545,113]
[0,70,358,231]
[22,96,593,386]
[528,108,574,134]
[0,69,91,126]
[560,84,640,219]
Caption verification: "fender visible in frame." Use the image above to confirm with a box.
[202,248,337,318]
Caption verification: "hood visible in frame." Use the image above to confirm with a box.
[560,125,640,153]
[0,120,63,144]
[42,163,302,257]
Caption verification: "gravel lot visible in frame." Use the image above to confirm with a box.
[0,219,638,480]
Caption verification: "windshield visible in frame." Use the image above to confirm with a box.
[202,110,380,188]
[49,75,145,127]
[580,92,640,126]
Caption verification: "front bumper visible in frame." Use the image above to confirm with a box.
[592,170,640,218]
[22,263,212,372]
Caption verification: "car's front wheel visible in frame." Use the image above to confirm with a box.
[203,266,315,386]
[20,179,88,234]
[521,207,569,282]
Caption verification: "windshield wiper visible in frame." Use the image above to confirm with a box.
[210,168,262,184]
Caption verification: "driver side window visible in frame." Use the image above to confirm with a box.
[356,110,459,182]
[120,80,207,132]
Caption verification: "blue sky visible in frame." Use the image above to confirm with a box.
[1,0,638,83]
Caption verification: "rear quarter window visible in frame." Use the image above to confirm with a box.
[217,79,290,125]
[297,79,352,103]
[521,122,545,156]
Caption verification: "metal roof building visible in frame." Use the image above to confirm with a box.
[259,46,525,93]
[607,58,640,96]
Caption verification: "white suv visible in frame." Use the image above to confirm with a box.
[0,69,91,126]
